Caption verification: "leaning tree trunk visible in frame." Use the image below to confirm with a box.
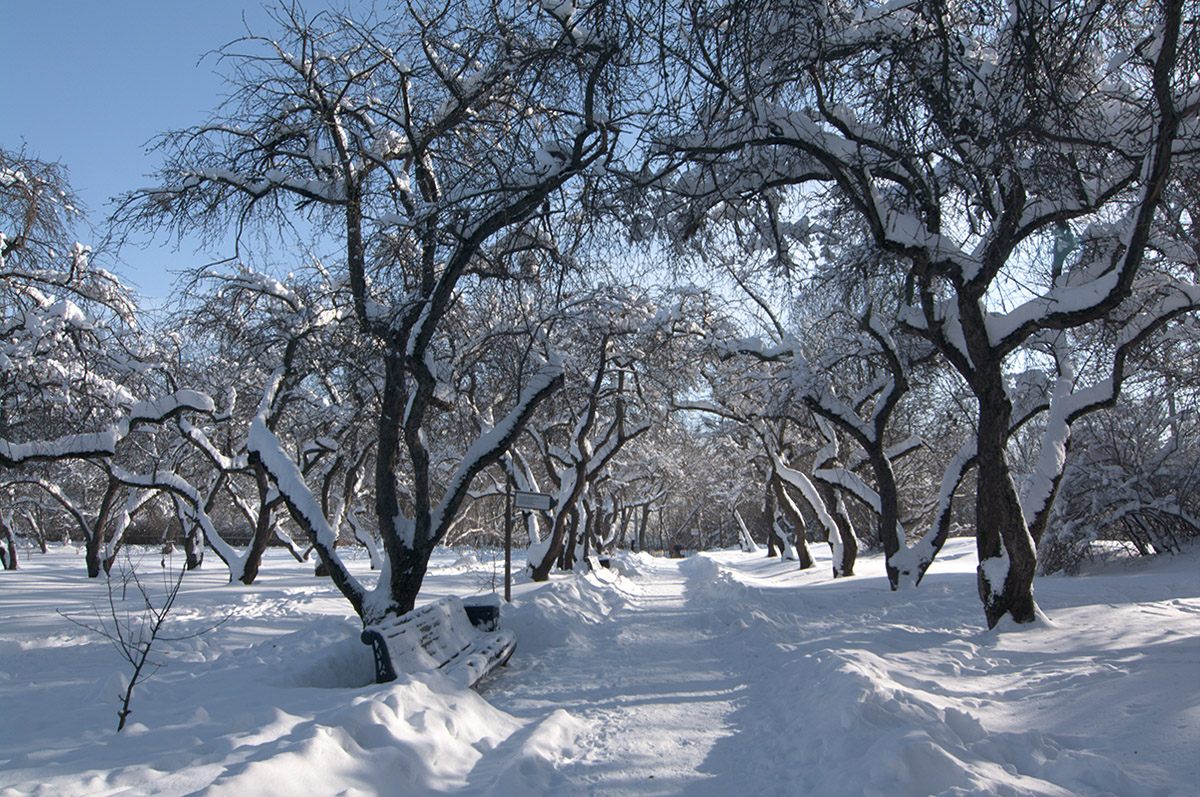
[238,465,278,585]
[773,475,814,569]
[28,511,48,553]
[531,491,583,582]
[531,454,589,582]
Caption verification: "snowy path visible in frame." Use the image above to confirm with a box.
[474,546,1200,795]
[481,557,744,794]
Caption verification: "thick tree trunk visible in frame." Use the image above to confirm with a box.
[819,482,857,577]
[532,521,565,581]
[975,380,1039,628]
[86,478,121,578]
[870,453,903,589]
[1,515,16,570]
[773,475,814,569]
[562,507,579,571]
[531,496,579,582]
[531,458,588,581]
[372,338,418,615]
[355,361,562,612]
[584,509,596,558]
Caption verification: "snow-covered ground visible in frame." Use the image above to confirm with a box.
[1,539,1196,795]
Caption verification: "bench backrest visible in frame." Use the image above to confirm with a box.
[362,594,516,686]
[366,596,491,680]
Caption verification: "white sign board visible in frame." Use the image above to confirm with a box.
[514,491,556,512]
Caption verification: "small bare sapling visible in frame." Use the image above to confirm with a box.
[61,550,224,731]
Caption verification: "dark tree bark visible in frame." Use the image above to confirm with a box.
[637,504,651,553]
[0,515,16,570]
[773,474,814,569]
[972,367,1039,625]
[86,476,121,578]
[818,482,857,578]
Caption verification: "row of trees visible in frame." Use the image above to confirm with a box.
[3,0,1196,629]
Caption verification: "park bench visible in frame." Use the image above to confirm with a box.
[582,555,611,571]
[360,595,516,688]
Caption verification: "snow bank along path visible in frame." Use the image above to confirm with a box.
[1,540,1197,795]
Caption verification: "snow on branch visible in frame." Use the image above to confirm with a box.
[247,418,342,556]
[0,431,118,467]
[429,358,565,542]
[813,467,881,513]
[119,390,216,436]
[886,435,923,462]
[1019,350,1076,530]
[1020,285,1199,532]
[0,388,215,468]
[891,438,976,588]
[110,467,242,575]
[177,419,246,472]
[222,268,305,313]
[586,418,652,482]
[771,450,840,542]
[184,167,347,204]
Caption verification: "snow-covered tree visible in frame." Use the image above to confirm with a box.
[1,148,216,575]
[646,0,1197,627]
[162,266,366,583]
[1039,306,1200,572]
[519,288,684,580]
[116,1,628,619]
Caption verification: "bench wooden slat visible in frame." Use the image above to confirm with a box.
[361,596,515,688]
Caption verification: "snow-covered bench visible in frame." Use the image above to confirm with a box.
[582,556,611,572]
[360,595,516,688]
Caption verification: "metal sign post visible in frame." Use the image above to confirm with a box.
[504,475,514,603]
[504,489,554,601]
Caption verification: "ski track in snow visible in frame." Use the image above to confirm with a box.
[0,541,1197,795]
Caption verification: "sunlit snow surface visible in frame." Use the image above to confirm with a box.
[1,540,1196,795]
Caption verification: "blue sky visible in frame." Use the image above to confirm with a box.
[1,2,322,304]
